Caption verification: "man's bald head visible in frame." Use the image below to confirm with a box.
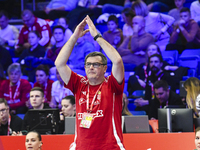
[132,15,145,27]
[21,9,35,27]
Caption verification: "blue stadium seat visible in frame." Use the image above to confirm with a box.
[17,114,25,120]
[178,49,200,69]
[162,50,179,65]
[129,111,146,116]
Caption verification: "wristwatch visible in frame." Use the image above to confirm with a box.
[94,33,102,41]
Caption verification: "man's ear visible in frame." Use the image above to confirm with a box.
[104,65,107,73]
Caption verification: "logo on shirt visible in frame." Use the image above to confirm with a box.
[79,98,86,105]
[78,110,104,120]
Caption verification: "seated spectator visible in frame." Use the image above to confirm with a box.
[19,31,46,63]
[50,69,73,109]
[184,77,200,117]
[127,43,178,95]
[25,131,43,150]
[190,0,200,26]
[166,7,200,54]
[59,95,75,134]
[34,0,79,20]
[103,15,123,49]
[83,24,101,52]
[0,98,22,135]
[168,0,185,26]
[118,16,154,65]
[148,80,184,119]
[134,54,177,114]
[68,34,95,70]
[0,46,13,72]
[122,93,132,116]
[34,65,54,103]
[121,8,135,37]
[47,25,66,62]
[132,0,175,51]
[0,63,32,114]
[0,10,19,57]
[22,87,51,132]
[51,17,73,45]
[0,63,6,86]
[15,9,51,55]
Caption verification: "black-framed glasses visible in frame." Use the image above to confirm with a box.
[85,62,106,68]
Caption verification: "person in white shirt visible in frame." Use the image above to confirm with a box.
[50,69,73,109]
[190,0,200,26]
[0,10,19,51]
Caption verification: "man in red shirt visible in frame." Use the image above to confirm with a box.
[55,16,125,150]
[15,9,51,54]
[0,63,32,114]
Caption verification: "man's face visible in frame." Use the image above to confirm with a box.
[107,20,118,32]
[132,17,143,31]
[85,56,107,82]
[61,99,75,117]
[149,56,163,74]
[175,0,185,8]
[35,70,48,86]
[155,87,169,104]
[0,15,8,29]
[0,103,9,124]
[30,91,44,109]
[53,28,65,43]
[22,14,35,27]
[8,70,21,85]
[147,44,159,57]
[180,11,190,23]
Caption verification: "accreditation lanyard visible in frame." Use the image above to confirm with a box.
[143,63,151,82]
[43,82,47,102]
[86,82,104,113]
[7,115,11,136]
[9,80,20,103]
[151,74,163,99]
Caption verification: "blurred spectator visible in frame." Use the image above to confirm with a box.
[132,0,175,51]
[127,43,178,96]
[22,87,51,132]
[0,98,22,135]
[195,127,200,150]
[83,24,101,51]
[34,0,79,20]
[15,10,51,55]
[47,25,66,62]
[0,46,13,72]
[0,63,32,114]
[147,0,176,12]
[0,64,6,86]
[134,54,177,114]
[19,31,46,63]
[122,93,132,116]
[168,0,185,26]
[184,77,200,117]
[167,7,200,54]
[59,95,76,134]
[50,69,73,109]
[103,15,123,49]
[190,0,200,26]
[0,10,19,55]
[33,65,54,103]
[51,17,73,45]
[148,80,184,119]
[118,16,154,65]
[68,35,95,70]
[121,7,135,37]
